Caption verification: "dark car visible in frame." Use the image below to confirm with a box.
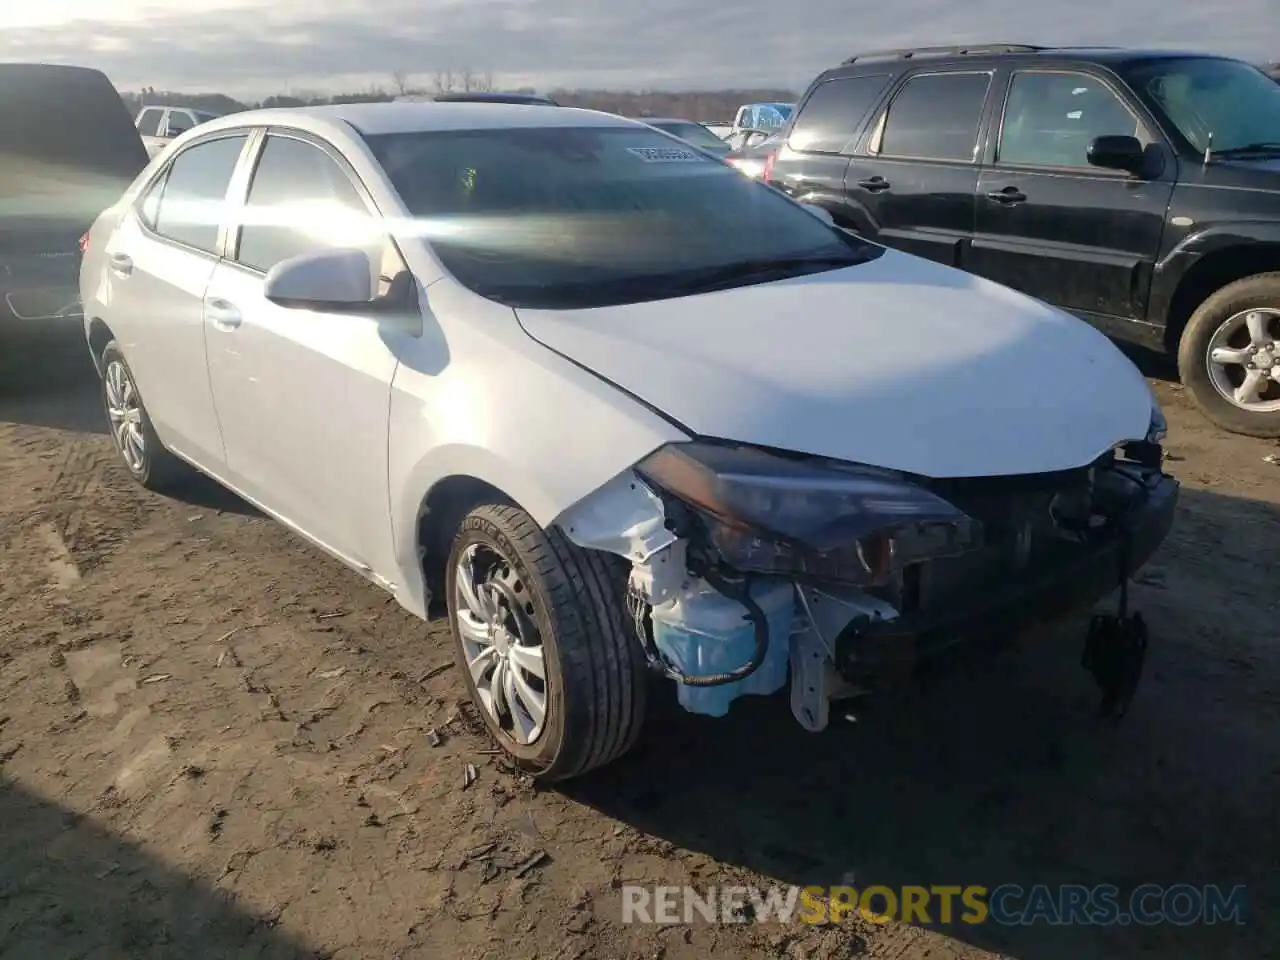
[1,63,149,350]
[633,117,731,154]
[768,43,1280,437]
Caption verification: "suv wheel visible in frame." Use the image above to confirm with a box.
[100,340,192,490]
[444,503,647,781]
[1178,273,1280,438]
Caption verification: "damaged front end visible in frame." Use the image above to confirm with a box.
[557,436,1178,731]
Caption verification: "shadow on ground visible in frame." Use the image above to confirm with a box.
[566,486,1278,960]
[0,776,317,958]
[0,340,261,518]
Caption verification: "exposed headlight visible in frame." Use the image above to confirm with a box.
[1146,399,1168,443]
[635,442,983,586]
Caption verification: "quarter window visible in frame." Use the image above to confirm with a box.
[236,135,373,273]
[788,75,891,154]
[136,107,163,137]
[999,71,1148,168]
[879,72,992,162]
[150,135,248,253]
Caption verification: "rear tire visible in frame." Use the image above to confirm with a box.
[1177,273,1280,438]
[445,503,647,781]
[99,340,192,491]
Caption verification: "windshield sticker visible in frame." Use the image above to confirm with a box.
[626,146,706,163]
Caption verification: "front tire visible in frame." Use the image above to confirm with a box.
[1177,273,1280,438]
[99,340,191,491]
[445,503,647,781]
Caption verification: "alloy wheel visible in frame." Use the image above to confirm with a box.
[104,358,146,471]
[454,542,548,745]
[1206,307,1280,412]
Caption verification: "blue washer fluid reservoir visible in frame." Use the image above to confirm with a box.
[650,579,796,717]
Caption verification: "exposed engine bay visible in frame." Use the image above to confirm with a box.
[556,438,1177,731]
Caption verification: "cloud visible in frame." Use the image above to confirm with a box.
[1,0,1277,98]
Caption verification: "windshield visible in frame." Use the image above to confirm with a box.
[365,125,878,309]
[1125,57,1280,154]
[650,121,730,152]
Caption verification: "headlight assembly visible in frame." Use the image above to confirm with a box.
[635,441,983,586]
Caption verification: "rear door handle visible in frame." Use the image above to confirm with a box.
[986,187,1027,205]
[205,297,242,330]
[108,253,133,277]
[856,176,891,193]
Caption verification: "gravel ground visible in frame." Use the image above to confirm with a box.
[1,338,1277,960]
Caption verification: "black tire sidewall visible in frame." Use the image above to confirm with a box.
[1177,276,1280,438]
[444,512,567,772]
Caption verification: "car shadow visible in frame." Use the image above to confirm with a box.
[1116,343,1178,383]
[563,485,1277,959]
[0,775,317,958]
[0,341,261,519]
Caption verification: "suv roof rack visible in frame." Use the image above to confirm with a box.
[842,43,1049,65]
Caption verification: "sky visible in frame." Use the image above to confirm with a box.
[0,0,1277,99]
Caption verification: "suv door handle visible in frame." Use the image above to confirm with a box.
[108,253,133,277]
[205,297,242,330]
[986,187,1027,205]
[856,176,891,192]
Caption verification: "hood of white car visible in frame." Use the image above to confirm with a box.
[515,249,1154,478]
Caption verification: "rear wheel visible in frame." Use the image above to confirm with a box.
[1177,273,1280,438]
[99,340,192,491]
[445,503,647,781]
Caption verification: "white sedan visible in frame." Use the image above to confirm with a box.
[80,103,1178,780]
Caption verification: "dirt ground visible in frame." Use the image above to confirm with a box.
[1,337,1277,960]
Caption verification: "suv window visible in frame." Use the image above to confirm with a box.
[165,110,194,137]
[878,72,992,162]
[236,135,372,273]
[136,108,163,137]
[151,135,248,253]
[999,71,1147,167]
[789,75,891,154]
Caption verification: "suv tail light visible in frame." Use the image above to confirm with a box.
[78,231,90,255]
[762,151,777,184]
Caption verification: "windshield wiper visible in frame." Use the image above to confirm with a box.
[664,255,863,295]
[1212,141,1280,158]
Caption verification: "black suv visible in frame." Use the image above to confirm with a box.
[770,44,1280,437]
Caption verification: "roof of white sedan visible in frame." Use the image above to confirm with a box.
[196,102,636,139]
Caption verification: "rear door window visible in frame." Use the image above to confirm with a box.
[877,72,993,162]
[788,75,892,154]
[150,135,248,253]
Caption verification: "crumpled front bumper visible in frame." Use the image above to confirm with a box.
[835,470,1180,684]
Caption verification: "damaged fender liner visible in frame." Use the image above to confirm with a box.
[837,473,1180,685]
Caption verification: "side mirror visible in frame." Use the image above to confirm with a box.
[801,202,834,226]
[1087,135,1145,174]
[264,248,375,310]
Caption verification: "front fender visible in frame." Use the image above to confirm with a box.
[1149,220,1280,327]
[1156,220,1280,273]
[385,280,688,616]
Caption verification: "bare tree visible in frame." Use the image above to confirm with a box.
[479,69,495,92]
[459,68,476,92]
[431,68,455,94]
[390,69,410,96]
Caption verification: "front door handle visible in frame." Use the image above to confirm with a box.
[108,253,133,277]
[986,187,1027,205]
[856,176,891,193]
[205,297,242,330]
